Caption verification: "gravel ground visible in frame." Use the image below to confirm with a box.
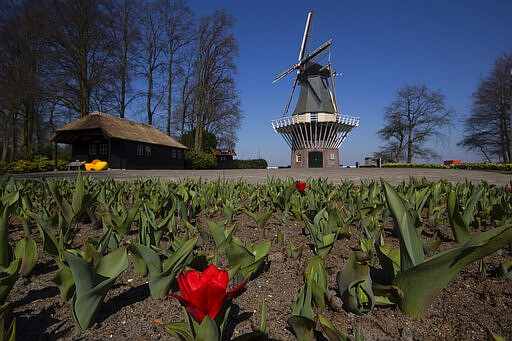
[11,167,512,185]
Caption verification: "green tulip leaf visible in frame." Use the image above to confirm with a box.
[382,180,424,271]
[71,172,85,218]
[1,191,19,208]
[318,313,348,341]
[52,267,75,302]
[64,247,128,330]
[287,315,316,341]
[164,322,194,341]
[14,236,38,277]
[487,329,506,341]
[0,302,16,341]
[226,240,270,279]
[394,223,512,316]
[37,224,63,260]
[131,249,149,277]
[337,252,375,315]
[291,282,315,321]
[305,256,328,309]
[129,237,197,298]
[207,220,238,252]
[375,243,400,282]
[196,315,219,341]
[0,206,14,268]
[447,190,471,245]
[497,260,512,279]
[0,259,20,304]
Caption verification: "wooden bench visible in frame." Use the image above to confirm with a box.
[67,161,85,170]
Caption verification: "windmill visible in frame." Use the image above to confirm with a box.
[271,11,360,168]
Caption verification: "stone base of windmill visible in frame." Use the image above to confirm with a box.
[290,148,340,168]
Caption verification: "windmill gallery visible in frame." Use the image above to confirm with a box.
[272,12,360,168]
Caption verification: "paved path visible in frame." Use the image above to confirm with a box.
[11,167,511,186]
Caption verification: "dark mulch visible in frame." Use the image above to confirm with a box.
[6,212,512,341]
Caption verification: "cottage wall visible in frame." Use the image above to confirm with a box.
[71,138,185,169]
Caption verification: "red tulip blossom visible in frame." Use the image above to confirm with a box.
[167,265,247,322]
[295,181,307,194]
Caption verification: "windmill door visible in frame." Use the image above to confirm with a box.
[308,151,323,168]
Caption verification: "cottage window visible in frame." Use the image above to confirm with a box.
[145,146,151,157]
[136,145,144,156]
[295,154,302,163]
[89,144,97,156]
[99,144,108,155]
[171,149,177,158]
[177,150,183,159]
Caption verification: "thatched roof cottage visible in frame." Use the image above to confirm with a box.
[52,112,187,169]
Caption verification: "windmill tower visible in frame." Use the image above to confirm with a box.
[271,12,360,168]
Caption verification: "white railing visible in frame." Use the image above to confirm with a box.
[271,113,360,150]
[271,113,360,130]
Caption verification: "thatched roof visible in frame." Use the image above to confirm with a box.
[52,112,187,149]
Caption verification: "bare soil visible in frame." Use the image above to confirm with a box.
[6,204,512,341]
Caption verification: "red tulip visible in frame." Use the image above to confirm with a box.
[167,265,247,322]
[295,181,307,194]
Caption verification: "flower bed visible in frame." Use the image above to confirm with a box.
[2,175,511,340]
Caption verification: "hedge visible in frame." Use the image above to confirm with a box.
[233,159,268,169]
[0,156,68,174]
[382,162,512,171]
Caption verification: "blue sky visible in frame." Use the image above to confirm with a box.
[188,0,512,166]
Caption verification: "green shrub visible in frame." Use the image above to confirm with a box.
[0,161,7,174]
[381,162,512,171]
[233,159,268,169]
[184,150,217,169]
[0,156,68,174]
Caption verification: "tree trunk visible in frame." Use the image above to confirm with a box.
[79,37,89,117]
[1,139,7,162]
[119,0,130,119]
[147,69,153,125]
[406,101,413,163]
[1,117,9,162]
[499,89,508,163]
[11,111,17,160]
[194,108,203,151]
[166,52,173,136]
[508,68,512,162]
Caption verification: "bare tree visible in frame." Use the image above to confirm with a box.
[0,0,50,158]
[108,0,140,118]
[0,1,244,161]
[377,84,452,163]
[173,53,196,137]
[161,0,194,135]
[46,0,116,118]
[459,52,512,163]
[135,1,166,125]
[193,10,241,151]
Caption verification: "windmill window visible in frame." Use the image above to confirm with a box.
[296,154,302,163]
[88,144,97,156]
[329,153,336,160]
